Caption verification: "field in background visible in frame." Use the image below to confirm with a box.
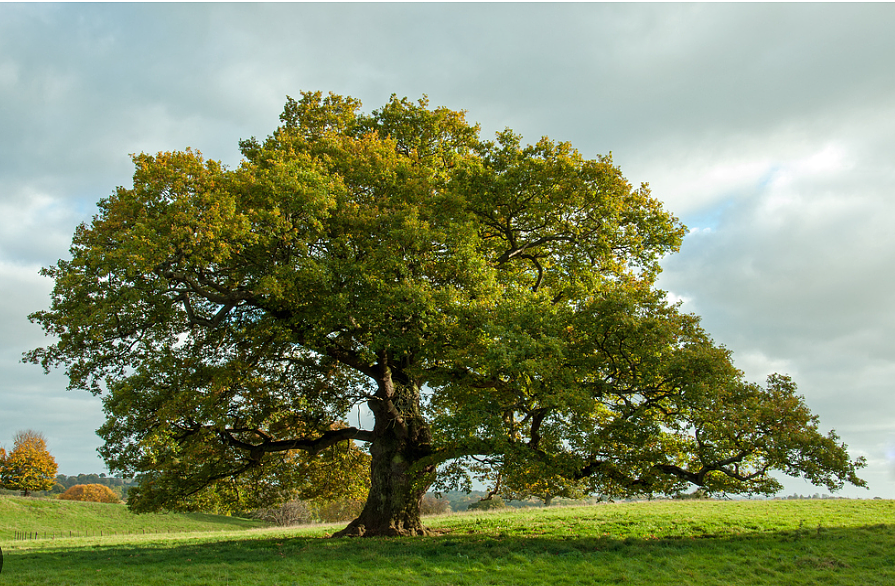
[2,498,894,585]
[0,495,263,540]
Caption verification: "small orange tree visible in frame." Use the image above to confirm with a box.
[59,484,120,503]
[0,430,58,496]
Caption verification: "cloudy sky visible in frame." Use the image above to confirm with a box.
[2,3,893,498]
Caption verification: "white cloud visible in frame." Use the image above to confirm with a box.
[733,351,797,384]
[663,291,693,307]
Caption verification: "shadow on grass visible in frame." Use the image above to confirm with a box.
[4,524,895,586]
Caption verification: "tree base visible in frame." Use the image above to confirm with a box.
[331,518,435,538]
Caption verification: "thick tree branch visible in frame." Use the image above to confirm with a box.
[528,408,549,450]
[219,426,375,460]
[177,292,235,328]
[577,449,760,491]
[494,234,576,265]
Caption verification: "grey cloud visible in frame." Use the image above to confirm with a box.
[655,114,895,487]
[0,365,106,475]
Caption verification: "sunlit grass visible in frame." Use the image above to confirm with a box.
[0,495,264,540]
[3,499,894,586]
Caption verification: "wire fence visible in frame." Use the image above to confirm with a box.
[7,527,197,541]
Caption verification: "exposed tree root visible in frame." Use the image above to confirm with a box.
[331,519,436,538]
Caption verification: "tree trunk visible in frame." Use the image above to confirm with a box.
[333,430,434,537]
[334,375,435,537]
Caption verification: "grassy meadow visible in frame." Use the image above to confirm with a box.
[0,495,264,540]
[1,497,894,585]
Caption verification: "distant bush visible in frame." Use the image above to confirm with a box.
[58,484,120,503]
[253,499,315,526]
[420,494,451,516]
[253,497,369,526]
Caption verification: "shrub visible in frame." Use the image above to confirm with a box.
[58,484,120,503]
[421,494,451,516]
[253,497,368,526]
[253,500,315,526]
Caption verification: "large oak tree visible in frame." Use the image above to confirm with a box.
[26,92,865,536]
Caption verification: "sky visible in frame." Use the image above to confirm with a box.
[2,3,894,498]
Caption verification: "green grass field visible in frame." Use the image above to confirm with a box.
[2,498,894,585]
[0,495,264,540]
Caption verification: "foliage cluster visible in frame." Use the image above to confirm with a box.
[120,432,371,516]
[0,430,58,497]
[58,484,121,504]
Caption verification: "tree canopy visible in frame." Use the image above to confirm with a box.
[0,430,59,496]
[26,91,865,536]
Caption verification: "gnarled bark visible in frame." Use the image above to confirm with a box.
[334,373,435,537]
[333,429,434,537]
